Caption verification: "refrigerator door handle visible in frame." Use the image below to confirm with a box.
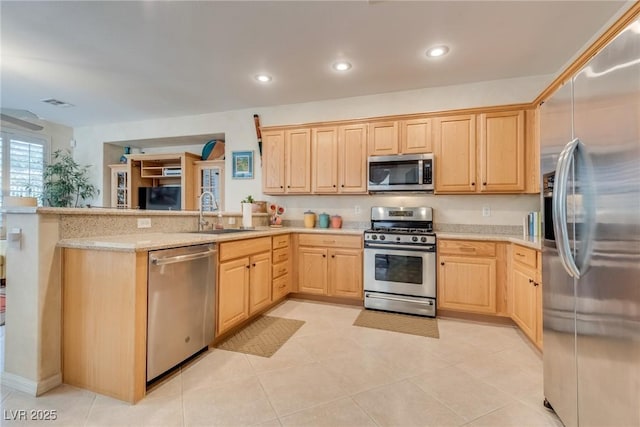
[552,137,595,279]
[553,138,582,278]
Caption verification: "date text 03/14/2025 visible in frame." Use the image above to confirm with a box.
[4,409,58,421]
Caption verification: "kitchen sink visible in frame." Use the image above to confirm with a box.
[191,228,253,234]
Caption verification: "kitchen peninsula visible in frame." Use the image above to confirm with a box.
[3,206,541,403]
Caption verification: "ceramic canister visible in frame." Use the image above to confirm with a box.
[330,215,342,229]
[303,210,316,228]
[318,213,330,228]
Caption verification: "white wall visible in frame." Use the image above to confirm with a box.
[73,74,551,219]
[0,119,73,160]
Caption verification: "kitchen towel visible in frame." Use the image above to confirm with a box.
[242,203,253,228]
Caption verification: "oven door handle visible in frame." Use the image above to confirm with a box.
[365,293,434,306]
[365,242,435,252]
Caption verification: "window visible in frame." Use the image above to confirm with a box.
[0,131,49,234]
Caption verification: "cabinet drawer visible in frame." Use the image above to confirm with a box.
[298,233,362,249]
[272,234,290,250]
[273,261,289,279]
[273,274,290,300]
[219,237,271,262]
[272,247,289,264]
[513,245,537,269]
[438,240,496,257]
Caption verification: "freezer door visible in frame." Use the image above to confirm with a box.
[572,20,640,427]
[540,80,579,427]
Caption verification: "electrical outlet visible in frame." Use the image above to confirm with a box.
[354,205,362,215]
[228,217,236,225]
[482,206,491,217]
[137,218,151,228]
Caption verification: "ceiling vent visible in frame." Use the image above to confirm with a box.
[41,98,74,108]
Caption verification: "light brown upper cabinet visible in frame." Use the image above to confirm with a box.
[400,118,432,154]
[479,110,525,192]
[312,124,367,194]
[262,130,286,194]
[434,114,477,193]
[369,118,432,156]
[262,128,311,194]
[368,121,399,155]
[435,110,526,194]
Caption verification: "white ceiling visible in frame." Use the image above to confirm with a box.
[0,1,630,128]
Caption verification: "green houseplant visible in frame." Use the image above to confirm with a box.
[42,149,99,207]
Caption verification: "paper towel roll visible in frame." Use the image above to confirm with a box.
[242,203,253,228]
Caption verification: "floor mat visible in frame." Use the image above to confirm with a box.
[353,309,439,339]
[215,315,305,357]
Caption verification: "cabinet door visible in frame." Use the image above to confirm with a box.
[434,115,477,193]
[328,249,362,298]
[110,165,129,209]
[511,265,537,341]
[249,252,272,315]
[438,255,496,314]
[218,258,249,334]
[338,124,367,193]
[262,130,286,194]
[312,127,339,193]
[400,118,432,154]
[298,247,328,295]
[286,129,312,193]
[368,121,399,156]
[479,111,525,192]
[194,161,224,211]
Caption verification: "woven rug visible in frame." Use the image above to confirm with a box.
[353,309,439,339]
[215,315,305,357]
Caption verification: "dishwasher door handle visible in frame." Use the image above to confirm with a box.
[150,249,217,266]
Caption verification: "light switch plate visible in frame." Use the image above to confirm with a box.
[137,218,152,228]
[482,206,491,217]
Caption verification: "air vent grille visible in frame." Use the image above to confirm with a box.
[41,98,74,108]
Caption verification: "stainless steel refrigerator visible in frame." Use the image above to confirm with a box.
[540,18,640,427]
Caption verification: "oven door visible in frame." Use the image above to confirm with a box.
[364,243,436,298]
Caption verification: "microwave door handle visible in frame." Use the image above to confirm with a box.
[553,138,581,279]
[418,160,424,185]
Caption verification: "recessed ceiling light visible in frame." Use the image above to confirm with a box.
[332,61,352,71]
[426,46,450,58]
[255,74,272,83]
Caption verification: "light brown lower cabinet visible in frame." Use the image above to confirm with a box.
[217,237,272,335]
[511,245,543,350]
[437,240,497,314]
[297,234,363,299]
[272,234,292,300]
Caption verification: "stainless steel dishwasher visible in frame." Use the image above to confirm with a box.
[147,243,216,382]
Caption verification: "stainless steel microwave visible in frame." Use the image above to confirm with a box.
[367,153,434,192]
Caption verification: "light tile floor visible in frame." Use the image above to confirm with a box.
[0,300,563,426]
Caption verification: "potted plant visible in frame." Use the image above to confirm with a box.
[42,149,99,207]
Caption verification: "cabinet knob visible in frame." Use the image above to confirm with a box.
[440,262,445,266]
[322,254,326,258]
[252,263,256,267]
[483,182,487,186]
[287,185,290,188]
[534,282,539,287]
[341,184,344,187]
[246,265,250,269]
[471,182,475,186]
[331,255,335,258]
[280,186,284,189]
[333,185,336,188]
[529,278,533,283]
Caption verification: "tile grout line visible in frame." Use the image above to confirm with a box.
[349,395,382,427]
[82,391,98,427]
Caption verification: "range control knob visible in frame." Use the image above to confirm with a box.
[380,235,386,241]
[396,236,401,241]
[412,236,418,242]
[371,235,378,240]
[421,237,427,243]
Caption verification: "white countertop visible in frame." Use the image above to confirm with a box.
[57,227,366,252]
[436,232,542,250]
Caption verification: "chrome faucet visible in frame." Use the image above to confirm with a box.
[198,191,218,231]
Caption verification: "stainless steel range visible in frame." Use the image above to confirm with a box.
[364,206,436,317]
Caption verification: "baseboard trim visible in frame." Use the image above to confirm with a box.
[37,373,62,395]
[1,371,62,396]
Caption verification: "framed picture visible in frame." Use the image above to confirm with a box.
[231,150,254,179]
